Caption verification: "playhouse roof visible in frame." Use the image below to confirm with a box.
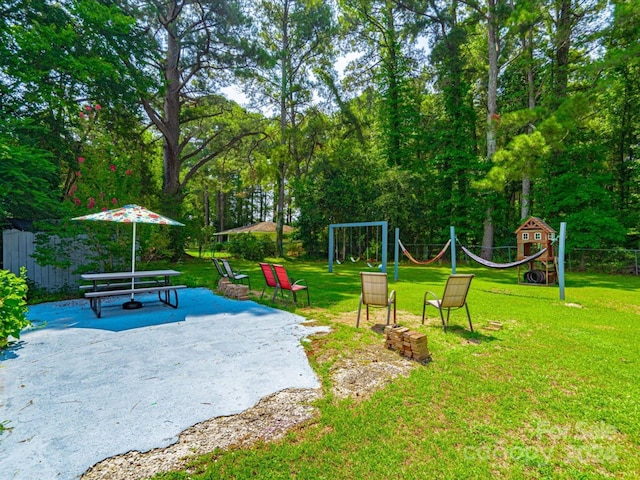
[515,216,556,234]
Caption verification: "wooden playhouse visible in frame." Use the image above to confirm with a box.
[516,217,557,285]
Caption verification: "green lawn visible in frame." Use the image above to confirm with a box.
[152,254,640,478]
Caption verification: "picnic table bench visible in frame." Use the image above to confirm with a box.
[81,270,186,318]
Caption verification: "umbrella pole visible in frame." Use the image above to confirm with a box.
[123,222,143,310]
[131,222,136,296]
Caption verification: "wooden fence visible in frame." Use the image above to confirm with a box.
[2,229,89,292]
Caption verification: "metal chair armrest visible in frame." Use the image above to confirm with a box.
[423,290,439,304]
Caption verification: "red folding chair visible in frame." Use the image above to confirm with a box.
[272,264,310,307]
[259,262,279,301]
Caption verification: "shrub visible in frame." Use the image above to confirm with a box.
[0,268,30,349]
[286,240,304,257]
[226,233,276,260]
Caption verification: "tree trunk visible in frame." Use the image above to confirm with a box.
[481,207,495,259]
[275,0,290,258]
[162,5,182,200]
[204,185,210,227]
[482,0,499,260]
[276,161,285,257]
[522,27,535,220]
[521,177,531,220]
[554,0,571,102]
[486,0,498,160]
[217,190,225,231]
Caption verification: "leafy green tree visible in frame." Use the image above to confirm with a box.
[338,0,423,169]
[0,131,59,222]
[64,104,147,211]
[251,0,336,255]
[334,0,435,243]
[31,103,156,273]
[124,0,262,224]
[0,0,152,178]
[295,137,383,256]
[493,0,547,219]
[601,0,640,239]
[418,1,483,241]
[179,99,271,236]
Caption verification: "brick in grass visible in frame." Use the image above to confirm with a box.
[413,352,431,362]
[402,331,429,359]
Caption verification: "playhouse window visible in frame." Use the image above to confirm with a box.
[534,232,542,240]
[522,233,529,240]
[549,232,555,240]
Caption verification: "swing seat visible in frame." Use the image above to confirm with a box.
[357,272,396,327]
[422,274,474,332]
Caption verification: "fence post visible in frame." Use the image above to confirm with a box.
[558,222,566,301]
[394,228,399,282]
[450,226,456,274]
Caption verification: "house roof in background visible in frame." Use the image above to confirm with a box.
[214,221,294,236]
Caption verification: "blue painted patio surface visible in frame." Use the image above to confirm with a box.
[0,288,325,480]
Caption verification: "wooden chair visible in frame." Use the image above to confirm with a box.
[221,258,251,290]
[272,264,310,306]
[357,272,396,327]
[422,274,475,332]
[259,262,279,301]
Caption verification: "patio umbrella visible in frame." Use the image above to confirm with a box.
[72,204,184,309]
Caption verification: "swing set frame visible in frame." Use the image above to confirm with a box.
[328,221,388,273]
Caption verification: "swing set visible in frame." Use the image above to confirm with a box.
[328,221,388,273]
[333,225,380,264]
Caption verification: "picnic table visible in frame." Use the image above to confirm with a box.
[80,270,186,318]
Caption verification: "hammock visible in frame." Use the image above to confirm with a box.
[399,239,451,266]
[460,244,548,269]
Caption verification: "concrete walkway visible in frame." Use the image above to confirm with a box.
[0,288,326,480]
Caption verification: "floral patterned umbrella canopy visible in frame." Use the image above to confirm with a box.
[72,204,184,226]
[72,205,184,306]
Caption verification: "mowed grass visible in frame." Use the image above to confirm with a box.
[153,254,640,479]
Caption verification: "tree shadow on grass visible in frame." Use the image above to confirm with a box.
[435,324,499,343]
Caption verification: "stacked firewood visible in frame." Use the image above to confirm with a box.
[384,325,430,363]
[217,278,250,300]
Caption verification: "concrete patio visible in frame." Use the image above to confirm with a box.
[0,288,327,480]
